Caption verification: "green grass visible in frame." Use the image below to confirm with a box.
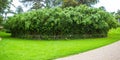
[0,28,120,60]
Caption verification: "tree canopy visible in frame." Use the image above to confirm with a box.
[20,0,99,10]
[63,0,99,7]
[0,0,12,25]
[0,16,3,25]
[77,0,99,6]
[16,6,23,14]
[0,0,11,14]
[115,10,120,19]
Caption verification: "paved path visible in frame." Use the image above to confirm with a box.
[56,41,120,60]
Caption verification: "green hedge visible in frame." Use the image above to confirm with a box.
[5,5,118,39]
[0,16,3,25]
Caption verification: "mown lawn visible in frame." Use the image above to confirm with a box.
[0,28,120,60]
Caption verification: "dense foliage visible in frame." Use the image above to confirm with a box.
[115,10,120,19]
[62,0,99,7]
[20,0,99,10]
[5,5,118,39]
[0,0,11,14]
[20,0,62,9]
[0,0,12,25]
[0,16,3,25]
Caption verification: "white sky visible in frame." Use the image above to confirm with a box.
[11,0,120,12]
[94,0,120,12]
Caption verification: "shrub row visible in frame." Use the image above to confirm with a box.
[5,5,118,39]
[0,16,3,25]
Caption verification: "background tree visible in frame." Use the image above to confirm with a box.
[99,6,106,11]
[77,0,99,6]
[20,0,44,10]
[0,15,3,25]
[62,0,79,7]
[115,10,120,22]
[16,6,23,14]
[0,0,12,25]
[20,0,99,10]
[62,0,99,7]
[4,9,15,20]
[0,0,13,14]
[44,0,62,8]
[116,10,120,15]
[0,0,10,14]
[20,0,61,10]
[115,10,120,18]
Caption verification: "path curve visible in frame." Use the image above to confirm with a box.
[56,41,120,60]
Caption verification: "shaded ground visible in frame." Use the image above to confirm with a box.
[56,41,120,60]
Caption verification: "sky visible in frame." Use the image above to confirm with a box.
[94,0,120,12]
[11,0,120,12]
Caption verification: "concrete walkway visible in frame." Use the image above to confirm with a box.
[56,41,120,60]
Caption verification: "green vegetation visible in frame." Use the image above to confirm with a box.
[0,16,3,25]
[115,10,120,20]
[5,5,118,39]
[0,28,120,60]
[20,0,99,10]
[62,0,99,7]
[0,0,11,13]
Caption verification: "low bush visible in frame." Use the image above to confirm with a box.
[5,5,118,39]
[0,16,3,25]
